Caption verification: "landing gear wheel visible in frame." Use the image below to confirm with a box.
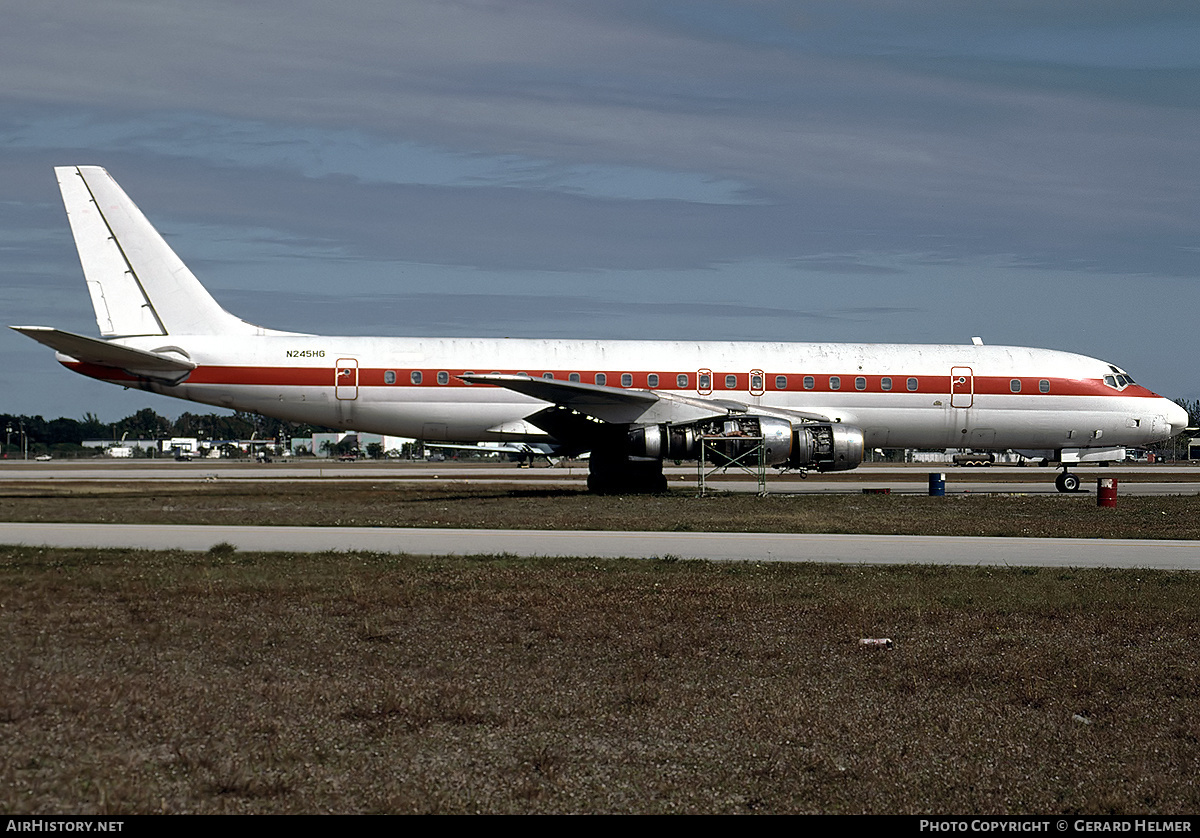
[1054,472,1081,493]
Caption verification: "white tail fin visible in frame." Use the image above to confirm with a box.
[56,166,260,337]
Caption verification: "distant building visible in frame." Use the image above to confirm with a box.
[300,431,415,457]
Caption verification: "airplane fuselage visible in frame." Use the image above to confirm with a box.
[61,334,1180,452]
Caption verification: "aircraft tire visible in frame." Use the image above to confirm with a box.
[1055,472,1081,493]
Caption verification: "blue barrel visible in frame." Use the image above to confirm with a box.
[928,472,946,496]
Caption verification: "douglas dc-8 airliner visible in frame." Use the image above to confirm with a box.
[13,166,1189,492]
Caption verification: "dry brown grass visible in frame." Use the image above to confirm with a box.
[2,481,1200,539]
[1,547,1198,814]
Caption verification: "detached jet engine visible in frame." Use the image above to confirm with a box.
[628,415,864,472]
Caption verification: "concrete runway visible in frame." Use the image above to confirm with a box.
[2,522,1198,570]
[2,460,1199,496]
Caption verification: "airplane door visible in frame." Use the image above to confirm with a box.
[749,369,765,397]
[950,366,973,409]
[335,358,359,400]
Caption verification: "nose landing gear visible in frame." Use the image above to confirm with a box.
[1054,470,1081,493]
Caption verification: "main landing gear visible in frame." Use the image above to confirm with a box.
[586,455,668,494]
[1054,470,1081,493]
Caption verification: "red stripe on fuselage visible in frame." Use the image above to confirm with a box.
[62,360,1165,400]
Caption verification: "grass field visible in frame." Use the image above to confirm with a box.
[2,480,1198,813]
[2,546,1198,815]
[2,481,1200,539]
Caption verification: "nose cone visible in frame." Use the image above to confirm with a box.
[1165,400,1191,436]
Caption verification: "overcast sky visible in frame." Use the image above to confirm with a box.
[3,1,1198,421]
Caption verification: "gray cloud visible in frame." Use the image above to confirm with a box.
[2,1,1198,418]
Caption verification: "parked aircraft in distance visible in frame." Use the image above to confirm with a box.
[423,441,565,467]
[13,166,1190,492]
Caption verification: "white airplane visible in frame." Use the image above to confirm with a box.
[13,166,1190,492]
[424,441,564,467]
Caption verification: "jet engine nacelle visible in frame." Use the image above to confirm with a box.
[628,416,864,472]
[789,422,864,472]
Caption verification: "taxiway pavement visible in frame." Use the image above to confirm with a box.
[2,522,1198,570]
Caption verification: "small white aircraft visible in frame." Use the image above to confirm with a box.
[13,166,1189,492]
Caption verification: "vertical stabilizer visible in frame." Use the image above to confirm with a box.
[55,166,259,336]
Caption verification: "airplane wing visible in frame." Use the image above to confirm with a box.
[459,373,658,423]
[12,326,195,382]
[458,373,833,425]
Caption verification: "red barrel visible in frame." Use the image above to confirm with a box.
[1097,477,1118,508]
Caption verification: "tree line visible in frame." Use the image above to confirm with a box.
[1,409,334,457]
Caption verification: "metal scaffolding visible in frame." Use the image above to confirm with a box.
[697,433,768,496]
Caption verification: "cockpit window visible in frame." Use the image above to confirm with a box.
[1105,365,1136,389]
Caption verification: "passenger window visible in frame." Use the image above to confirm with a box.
[647,374,659,388]
[855,377,866,391]
[437,371,449,385]
[830,376,841,390]
[1039,379,1049,393]
[410,370,422,385]
[569,373,580,383]
[907,377,918,391]
[462,371,474,385]
[803,376,815,390]
[677,374,688,388]
[725,374,738,389]
[699,373,711,390]
[1010,379,1021,393]
[881,377,892,391]
[543,372,554,379]
[595,373,607,386]
[775,375,787,390]
[384,370,396,385]
[621,373,633,387]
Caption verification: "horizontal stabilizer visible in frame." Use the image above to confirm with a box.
[11,326,196,376]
